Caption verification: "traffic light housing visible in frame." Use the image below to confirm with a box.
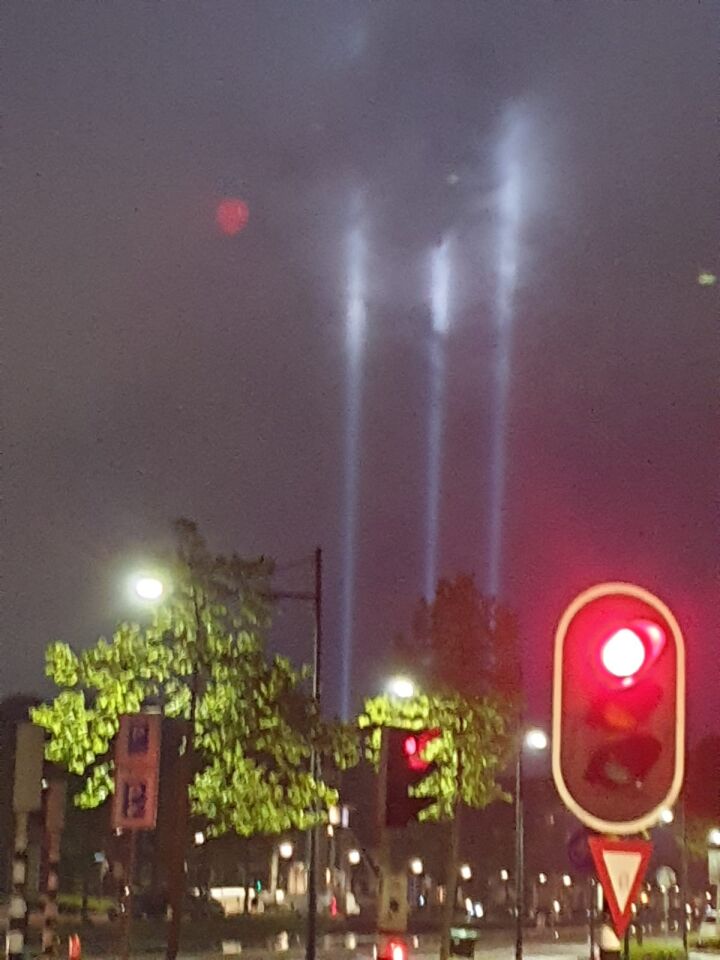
[552,582,685,834]
[385,727,440,828]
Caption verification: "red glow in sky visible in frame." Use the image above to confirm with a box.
[216,198,249,236]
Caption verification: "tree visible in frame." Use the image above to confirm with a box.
[33,520,356,957]
[364,575,519,960]
[398,574,522,701]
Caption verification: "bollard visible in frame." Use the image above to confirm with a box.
[68,934,81,960]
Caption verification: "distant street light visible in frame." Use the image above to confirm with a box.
[524,728,548,751]
[460,864,472,881]
[194,831,205,846]
[279,841,294,861]
[387,676,416,699]
[500,869,509,882]
[132,575,165,601]
[516,727,549,960]
[660,808,674,824]
[409,858,423,876]
[347,849,361,866]
[562,874,572,888]
[708,828,720,846]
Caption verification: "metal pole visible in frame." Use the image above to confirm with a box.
[305,547,322,960]
[121,830,138,960]
[515,749,524,960]
[679,794,688,956]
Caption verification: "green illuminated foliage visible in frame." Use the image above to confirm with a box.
[32,520,357,834]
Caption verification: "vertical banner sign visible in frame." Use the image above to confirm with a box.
[13,723,45,813]
[112,714,161,831]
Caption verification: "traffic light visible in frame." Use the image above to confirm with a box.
[552,582,685,834]
[385,727,440,828]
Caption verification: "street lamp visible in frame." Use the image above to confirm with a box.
[409,858,424,876]
[708,828,720,846]
[460,864,472,881]
[387,676,416,699]
[660,808,674,824]
[279,841,294,861]
[515,728,549,960]
[347,849,361,866]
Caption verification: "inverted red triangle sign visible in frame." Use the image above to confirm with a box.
[589,837,653,939]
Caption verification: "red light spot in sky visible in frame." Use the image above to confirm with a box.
[216,198,249,236]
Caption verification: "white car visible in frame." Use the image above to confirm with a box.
[697,909,717,946]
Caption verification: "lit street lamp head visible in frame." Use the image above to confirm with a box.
[133,575,165,601]
[387,676,416,699]
[524,728,548,751]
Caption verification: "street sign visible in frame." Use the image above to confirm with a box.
[378,869,408,933]
[567,828,595,874]
[589,836,652,938]
[708,849,719,884]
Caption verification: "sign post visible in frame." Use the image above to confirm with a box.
[552,583,686,954]
[7,723,45,960]
[112,713,162,960]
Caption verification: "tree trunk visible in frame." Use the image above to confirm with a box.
[439,809,460,960]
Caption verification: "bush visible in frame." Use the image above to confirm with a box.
[628,941,688,960]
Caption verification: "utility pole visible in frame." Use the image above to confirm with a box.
[514,747,524,960]
[305,547,323,960]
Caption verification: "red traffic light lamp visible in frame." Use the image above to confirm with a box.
[385,727,440,828]
[552,582,685,834]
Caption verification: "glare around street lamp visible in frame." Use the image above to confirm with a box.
[387,676,416,699]
[133,575,165,601]
[279,841,294,860]
[525,728,548,751]
[409,858,423,876]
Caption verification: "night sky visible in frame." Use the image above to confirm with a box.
[4,3,718,738]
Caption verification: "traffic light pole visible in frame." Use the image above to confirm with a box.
[514,749,524,960]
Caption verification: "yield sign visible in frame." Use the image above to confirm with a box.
[589,836,653,938]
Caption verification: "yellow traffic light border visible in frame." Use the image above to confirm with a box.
[552,581,686,834]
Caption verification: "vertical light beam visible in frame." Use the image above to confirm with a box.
[424,236,452,600]
[487,117,523,598]
[340,211,366,719]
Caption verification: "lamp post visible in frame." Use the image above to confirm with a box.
[260,549,323,960]
[515,728,549,960]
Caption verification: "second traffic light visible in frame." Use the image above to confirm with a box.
[385,727,440,828]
